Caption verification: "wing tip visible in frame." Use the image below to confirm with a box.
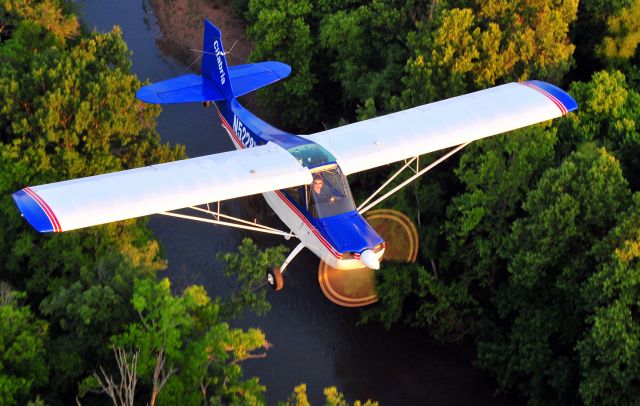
[136,86,162,104]
[267,61,292,78]
[523,80,578,114]
[12,189,57,233]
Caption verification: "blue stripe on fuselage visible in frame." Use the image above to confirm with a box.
[216,99,311,149]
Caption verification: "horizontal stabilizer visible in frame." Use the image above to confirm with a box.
[230,61,291,97]
[136,74,224,104]
[136,62,291,104]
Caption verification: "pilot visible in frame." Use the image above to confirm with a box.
[309,174,326,216]
[311,174,335,208]
[312,174,325,197]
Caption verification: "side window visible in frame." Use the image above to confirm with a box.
[283,186,304,208]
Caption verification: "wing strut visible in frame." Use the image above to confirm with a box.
[357,156,419,212]
[158,205,296,238]
[358,142,470,215]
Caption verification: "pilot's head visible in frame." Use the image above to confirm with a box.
[312,174,324,194]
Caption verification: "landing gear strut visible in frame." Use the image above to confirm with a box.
[266,242,305,291]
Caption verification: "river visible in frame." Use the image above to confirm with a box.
[75,1,510,404]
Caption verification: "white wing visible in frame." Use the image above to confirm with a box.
[302,81,577,175]
[13,142,312,232]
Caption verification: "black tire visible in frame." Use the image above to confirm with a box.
[266,267,284,291]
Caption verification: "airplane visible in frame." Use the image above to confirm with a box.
[12,20,578,291]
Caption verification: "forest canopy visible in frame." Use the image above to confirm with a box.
[0,1,378,404]
[241,0,640,404]
[2,0,640,404]
[0,1,265,404]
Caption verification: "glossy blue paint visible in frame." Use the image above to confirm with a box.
[280,190,383,254]
[314,211,384,254]
[136,74,223,104]
[524,80,578,113]
[12,190,54,233]
[201,20,233,100]
[138,21,291,104]
[136,62,291,104]
[230,62,291,97]
[216,99,313,149]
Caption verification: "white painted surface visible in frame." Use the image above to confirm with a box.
[31,143,312,231]
[303,82,565,175]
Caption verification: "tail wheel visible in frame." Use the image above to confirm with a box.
[266,267,284,291]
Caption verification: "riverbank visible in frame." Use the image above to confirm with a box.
[149,0,252,67]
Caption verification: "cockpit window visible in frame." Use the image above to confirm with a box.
[308,166,356,218]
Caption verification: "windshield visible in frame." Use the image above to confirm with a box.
[287,143,336,168]
[309,166,356,218]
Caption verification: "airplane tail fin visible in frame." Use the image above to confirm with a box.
[136,21,291,104]
[201,20,233,100]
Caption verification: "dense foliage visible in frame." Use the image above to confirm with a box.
[239,0,640,404]
[1,1,272,404]
[3,0,640,404]
[1,2,379,404]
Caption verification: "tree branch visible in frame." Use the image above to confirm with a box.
[94,346,138,406]
[150,347,176,406]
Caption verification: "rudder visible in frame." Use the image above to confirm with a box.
[202,20,233,100]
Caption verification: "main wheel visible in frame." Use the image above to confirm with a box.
[266,267,284,291]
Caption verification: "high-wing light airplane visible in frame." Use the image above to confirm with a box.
[12,20,578,290]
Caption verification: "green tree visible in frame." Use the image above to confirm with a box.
[596,0,640,63]
[322,386,377,406]
[571,0,640,79]
[110,278,268,405]
[0,1,184,401]
[439,126,559,338]
[576,193,640,405]
[24,225,167,396]
[360,262,419,330]
[479,144,631,403]
[318,0,411,118]
[559,70,640,188]
[279,384,378,406]
[280,384,311,406]
[218,238,287,319]
[1,0,79,41]
[245,0,422,127]
[0,292,48,406]
[399,0,578,108]
[246,0,317,130]
[363,125,561,342]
